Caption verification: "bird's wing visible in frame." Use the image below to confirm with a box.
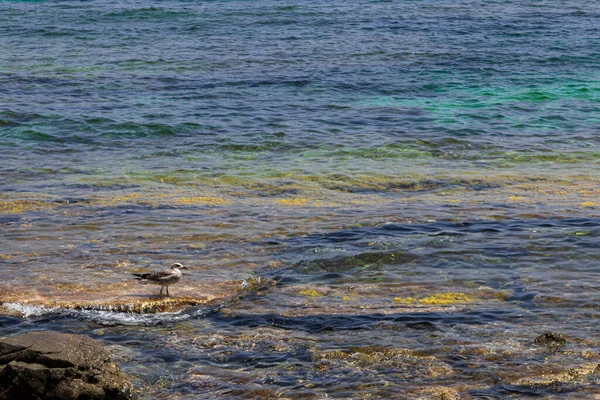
[146,270,176,281]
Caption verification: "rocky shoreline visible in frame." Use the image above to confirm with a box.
[0,331,132,400]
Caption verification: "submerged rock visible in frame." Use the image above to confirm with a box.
[418,386,460,400]
[406,321,437,331]
[511,362,600,390]
[0,331,132,400]
[534,332,567,348]
[312,347,453,379]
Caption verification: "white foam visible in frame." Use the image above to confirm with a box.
[2,302,213,326]
[73,308,189,326]
[2,302,59,318]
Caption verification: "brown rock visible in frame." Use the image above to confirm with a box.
[0,331,132,400]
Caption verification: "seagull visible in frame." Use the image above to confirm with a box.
[132,262,188,297]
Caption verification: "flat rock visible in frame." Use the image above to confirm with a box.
[0,280,241,314]
[0,331,132,400]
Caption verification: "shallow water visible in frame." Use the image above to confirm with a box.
[2,0,600,398]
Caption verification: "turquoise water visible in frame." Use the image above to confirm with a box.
[2,0,599,173]
[2,0,600,398]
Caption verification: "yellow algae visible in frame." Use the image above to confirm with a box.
[174,196,228,206]
[348,198,379,206]
[90,192,231,208]
[0,200,56,214]
[299,289,322,297]
[90,192,146,207]
[277,198,308,206]
[154,192,176,200]
[394,292,471,306]
[394,296,416,305]
[580,201,597,207]
[212,175,290,194]
[6,297,209,314]
[419,292,471,305]
[508,196,524,201]
[109,193,142,203]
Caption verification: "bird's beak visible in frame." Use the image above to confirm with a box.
[181,266,188,270]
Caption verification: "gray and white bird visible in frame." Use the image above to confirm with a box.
[132,262,188,297]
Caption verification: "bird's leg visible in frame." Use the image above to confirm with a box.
[166,286,169,296]
[159,286,163,297]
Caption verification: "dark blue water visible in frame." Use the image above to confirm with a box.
[2,0,600,398]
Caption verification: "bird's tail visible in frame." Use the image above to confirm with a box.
[132,273,148,280]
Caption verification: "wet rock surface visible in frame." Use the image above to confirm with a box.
[0,279,242,315]
[0,331,132,400]
[534,331,567,348]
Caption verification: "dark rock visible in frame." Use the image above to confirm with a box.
[406,321,437,331]
[0,331,132,400]
[533,332,567,347]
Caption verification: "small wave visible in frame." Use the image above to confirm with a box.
[2,302,213,326]
[69,308,193,326]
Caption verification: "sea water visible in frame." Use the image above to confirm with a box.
[1,0,600,397]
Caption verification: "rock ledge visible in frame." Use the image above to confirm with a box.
[0,331,132,400]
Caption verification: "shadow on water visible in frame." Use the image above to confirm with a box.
[0,315,21,334]
[254,217,600,290]
[471,383,590,398]
[210,309,524,334]
[279,218,600,247]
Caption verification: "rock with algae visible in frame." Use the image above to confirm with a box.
[394,292,472,306]
[2,297,210,314]
[312,347,453,378]
[534,332,567,348]
[0,280,244,315]
[299,289,323,298]
[0,200,57,214]
[418,386,461,400]
[511,362,600,390]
